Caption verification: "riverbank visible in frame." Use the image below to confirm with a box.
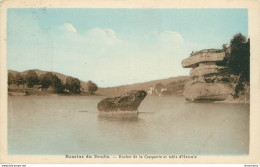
[7,88,99,97]
[8,89,249,104]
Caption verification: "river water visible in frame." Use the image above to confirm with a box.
[8,96,249,155]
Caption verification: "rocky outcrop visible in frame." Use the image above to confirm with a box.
[97,90,147,113]
[183,82,234,101]
[182,49,226,68]
[182,49,234,102]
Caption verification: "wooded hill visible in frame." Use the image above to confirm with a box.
[8,69,97,95]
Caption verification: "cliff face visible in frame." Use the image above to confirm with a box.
[182,49,234,102]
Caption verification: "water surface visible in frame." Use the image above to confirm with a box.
[8,96,249,155]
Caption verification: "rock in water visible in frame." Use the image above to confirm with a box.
[97,90,147,113]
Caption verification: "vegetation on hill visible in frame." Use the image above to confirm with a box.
[25,70,39,88]
[8,69,98,96]
[8,69,188,97]
[65,76,81,94]
[96,76,190,97]
[87,81,98,95]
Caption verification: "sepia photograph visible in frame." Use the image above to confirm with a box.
[0,0,260,165]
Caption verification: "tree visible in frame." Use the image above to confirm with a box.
[39,72,54,89]
[8,72,15,88]
[222,43,227,50]
[25,70,39,88]
[51,75,64,93]
[228,33,249,79]
[87,81,98,95]
[39,72,64,93]
[14,73,25,89]
[65,76,81,94]
[223,33,250,97]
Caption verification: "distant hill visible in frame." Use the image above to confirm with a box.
[9,69,73,82]
[8,69,189,97]
[8,69,90,92]
[96,76,190,97]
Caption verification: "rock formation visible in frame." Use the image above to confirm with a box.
[182,49,234,102]
[97,90,147,113]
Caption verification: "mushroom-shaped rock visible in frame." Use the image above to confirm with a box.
[97,90,147,113]
[181,48,234,102]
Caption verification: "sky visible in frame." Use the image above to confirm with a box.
[7,9,248,87]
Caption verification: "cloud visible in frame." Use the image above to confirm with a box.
[87,28,116,39]
[84,28,118,46]
[63,23,77,33]
[147,30,185,50]
[159,31,184,43]
[62,29,190,86]
[8,19,190,87]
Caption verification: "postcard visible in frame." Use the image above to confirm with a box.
[0,0,260,164]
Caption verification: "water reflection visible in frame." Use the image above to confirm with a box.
[98,113,139,122]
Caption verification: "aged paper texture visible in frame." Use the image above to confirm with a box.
[0,0,260,164]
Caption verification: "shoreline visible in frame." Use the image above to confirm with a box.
[7,92,249,104]
[8,92,104,97]
[215,99,250,104]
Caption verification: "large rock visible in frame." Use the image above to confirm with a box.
[181,48,236,102]
[97,90,147,113]
[183,82,234,102]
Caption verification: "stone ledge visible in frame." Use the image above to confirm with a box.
[182,51,225,68]
[190,65,227,77]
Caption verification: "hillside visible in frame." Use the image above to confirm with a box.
[96,76,190,97]
[8,69,189,97]
[8,69,90,92]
